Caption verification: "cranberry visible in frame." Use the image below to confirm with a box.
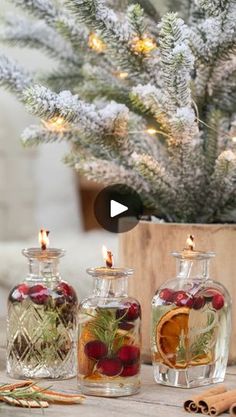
[84,340,108,360]
[117,345,140,365]
[212,293,224,310]
[159,288,175,303]
[203,288,219,302]
[96,358,123,377]
[120,363,140,377]
[9,283,29,303]
[118,322,134,331]
[193,295,205,310]
[57,281,77,303]
[116,302,141,321]
[174,291,194,308]
[29,284,49,305]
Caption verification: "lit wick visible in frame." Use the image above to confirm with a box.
[102,245,113,268]
[39,229,50,251]
[185,234,195,251]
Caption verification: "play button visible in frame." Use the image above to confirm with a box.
[110,200,128,218]
[94,184,143,233]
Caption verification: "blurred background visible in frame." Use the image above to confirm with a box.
[0,0,165,314]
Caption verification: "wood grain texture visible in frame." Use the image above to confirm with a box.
[119,221,236,364]
[0,350,235,417]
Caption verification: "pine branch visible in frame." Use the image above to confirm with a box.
[202,150,236,221]
[21,124,79,146]
[11,0,89,54]
[0,55,33,96]
[132,153,177,220]
[73,156,156,208]
[41,66,84,93]
[159,12,194,110]
[0,15,78,64]
[68,0,157,80]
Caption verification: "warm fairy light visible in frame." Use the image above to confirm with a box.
[102,245,113,268]
[146,128,157,135]
[185,235,195,251]
[88,32,106,53]
[118,71,128,79]
[39,229,50,251]
[232,136,236,143]
[42,117,67,132]
[131,35,156,55]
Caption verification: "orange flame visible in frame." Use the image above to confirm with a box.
[185,234,195,251]
[39,229,50,250]
[102,245,113,268]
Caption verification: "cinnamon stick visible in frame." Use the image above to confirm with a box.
[198,389,236,416]
[183,385,227,413]
[230,403,236,416]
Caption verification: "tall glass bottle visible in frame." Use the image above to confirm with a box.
[78,266,141,397]
[7,247,78,379]
[151,243,231,388]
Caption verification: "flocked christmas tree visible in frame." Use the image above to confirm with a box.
[0,0,235,222]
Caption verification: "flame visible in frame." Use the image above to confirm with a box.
[88,33,106,53]
[185,234,195,251]
[131,35,156,55]
[42,117,67,132]
[102,245,113,268]
[39,229,50,250]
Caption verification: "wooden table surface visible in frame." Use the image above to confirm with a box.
[0,344,235,417]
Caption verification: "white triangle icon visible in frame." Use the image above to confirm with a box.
[110,200,128,218]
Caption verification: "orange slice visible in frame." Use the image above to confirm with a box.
[155,307,189,368]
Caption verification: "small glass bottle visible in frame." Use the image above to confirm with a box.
[78,261,141,397]
[7,246,78,379]
[151,238,231,388]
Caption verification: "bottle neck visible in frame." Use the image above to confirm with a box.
[176,258,210,280]
[27,258,61,281]
[93,276,128,298]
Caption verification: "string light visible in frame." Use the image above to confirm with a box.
[146,128,158,135]
[42,117,68,132]
[232,137,236,143]
[117,71,129,79]
[88,32,106,53]
[130,35,156,55]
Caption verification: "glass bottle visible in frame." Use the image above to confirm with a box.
[151,248,231,388]
[78,267,141,397]
[7,248,78,379]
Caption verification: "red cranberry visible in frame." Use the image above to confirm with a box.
[118,322,134,331]
[159,288,175,303]
[212,293,224,310]
[203,288,219,302]
[96,358,123,377]
[117,345,140,365]
[193,295,205,310]
[29,284,49,305]
[174,291,194,308]
[57,281,77,303]
[9,283,29,303]
[84,340,108,360]
[120,363,140,377]
[116,302,141,321]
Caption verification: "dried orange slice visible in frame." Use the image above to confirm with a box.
[155,307,189,368]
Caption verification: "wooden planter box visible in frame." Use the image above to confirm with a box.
[119,220,236,364]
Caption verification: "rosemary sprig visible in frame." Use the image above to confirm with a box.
[0,382,51,408]
[85,308,130,355]
[190,313,216,359]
